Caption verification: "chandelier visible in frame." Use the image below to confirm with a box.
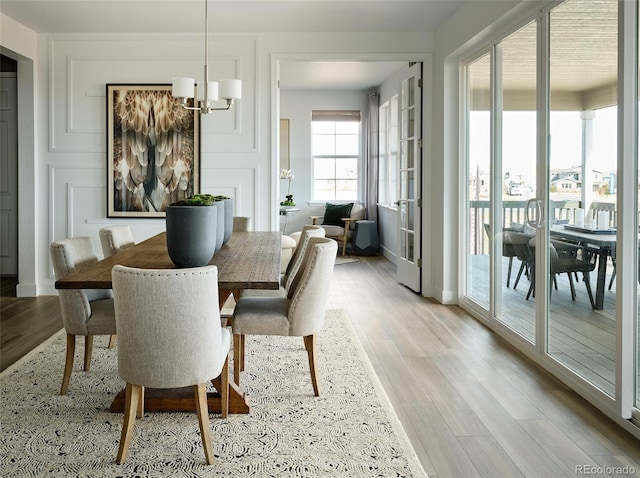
[171,0,241,114]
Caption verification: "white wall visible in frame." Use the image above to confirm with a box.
[0,26,438,296]
[430,0,538,303]
[279,90,369,234]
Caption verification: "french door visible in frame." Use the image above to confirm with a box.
[396,63,422,292]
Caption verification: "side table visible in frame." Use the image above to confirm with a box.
[352,220,380,256]
[279,207,300,234]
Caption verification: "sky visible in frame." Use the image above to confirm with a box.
[469,106,618,181]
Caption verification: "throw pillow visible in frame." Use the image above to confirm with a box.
[323,203,353,226]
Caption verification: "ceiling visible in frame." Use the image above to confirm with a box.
[1,1,462,90]
[279,61,408,91]
[0,0,463,34]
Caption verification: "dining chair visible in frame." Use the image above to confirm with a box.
[232,236,337,396]
[99,225,135,348]
[240,225,325,301]
[99,225,135,258]
[483,223,522,288]
[50,237,116,395]
[232,216,251,232]
[512,233,597,308]
[111,264,230,465]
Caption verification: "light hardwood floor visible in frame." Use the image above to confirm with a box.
[2,259,639,477]
[328,255,640,478]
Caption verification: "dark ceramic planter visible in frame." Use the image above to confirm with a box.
[212,201,224,253]
[165,205,217,268]
[222,197,233,244]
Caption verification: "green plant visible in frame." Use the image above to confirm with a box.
[174,194,230,206]
[280,194,296,207]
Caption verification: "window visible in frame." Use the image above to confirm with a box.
[311,110,360,201]
[378,95,399,208]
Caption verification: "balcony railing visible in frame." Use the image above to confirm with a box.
[469,199,580,254]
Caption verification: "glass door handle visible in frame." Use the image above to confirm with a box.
[526,198,544,227]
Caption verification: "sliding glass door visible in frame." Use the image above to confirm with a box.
[465,53,491,310]
[547,0,618,397]
[462,0,639,419]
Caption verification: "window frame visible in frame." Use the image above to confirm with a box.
[311,110,361,202]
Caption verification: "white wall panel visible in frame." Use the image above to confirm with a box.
[49,163,168,260]
[49,35,258,153]
[200,166,258,227]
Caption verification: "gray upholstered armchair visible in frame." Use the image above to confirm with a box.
[111,265,230,465]
[50,237,116,395]
[232,237,337,396]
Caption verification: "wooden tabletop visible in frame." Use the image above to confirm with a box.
[55,231,282,291]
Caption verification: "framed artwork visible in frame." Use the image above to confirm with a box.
[279,118,290,170]
[106,84,200,218]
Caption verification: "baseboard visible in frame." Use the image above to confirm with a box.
[16,282,40,297]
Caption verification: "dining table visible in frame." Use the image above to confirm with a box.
[55,230,282,415]
[550,225,616,310]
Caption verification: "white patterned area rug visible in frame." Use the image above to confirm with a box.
[0,310,426,477]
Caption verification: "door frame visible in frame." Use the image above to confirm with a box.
[271,52,433,296]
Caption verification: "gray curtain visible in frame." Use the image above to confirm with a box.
[364,91,379,223]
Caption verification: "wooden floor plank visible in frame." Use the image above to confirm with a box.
[457,436,526,478]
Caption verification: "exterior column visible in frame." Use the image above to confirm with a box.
[581,110,595,213]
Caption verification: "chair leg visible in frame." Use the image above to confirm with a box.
[567,272,576,300]
[108,335,117,348]
[608,265,616,290]
[506,257,514,288]
[116,382,142,464]
[341,231,348,256]
[304,334,320,396]
[60,333,76,395]
[583,272,596,309]
[233,334,243,385]
[83,335,93,371]
[513,262,526,290]
[526,268,535,300]
[220,355,229,419]
[240,335,245,372]
[194,382,215,465]
[137,386,145,418]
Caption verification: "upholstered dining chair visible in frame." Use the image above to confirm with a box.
[240,225,325,300]
[232,216,251,232]
[99,225,135,258]
[50,237,116,395]
[111,265,230,465]
[99,225,135,348]
[310,203,366,255]
[232,237,337,396]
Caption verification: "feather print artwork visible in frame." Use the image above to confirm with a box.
[111,88,196,213]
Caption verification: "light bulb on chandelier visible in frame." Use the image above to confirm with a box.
[171,0,241,114]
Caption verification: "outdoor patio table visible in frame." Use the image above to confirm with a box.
[550,225,616,310]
